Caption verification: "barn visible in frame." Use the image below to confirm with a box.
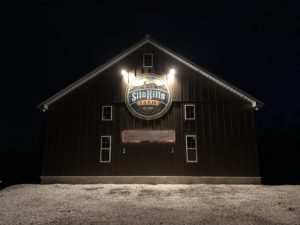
[38,35,264,184]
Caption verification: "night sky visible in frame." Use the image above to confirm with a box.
[1,1,299,183]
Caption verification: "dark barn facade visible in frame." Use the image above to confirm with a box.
[39,36,263,184]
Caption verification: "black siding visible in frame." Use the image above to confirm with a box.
[42,43,259,177]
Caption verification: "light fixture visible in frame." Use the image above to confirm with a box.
[167,68,176,81]
[121,69,129,82]
[169,68,176,76]
[121,69,128,76]
[42,105,48,112]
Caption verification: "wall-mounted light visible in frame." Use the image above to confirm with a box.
[121,69,134,83]
[251,102,259,111]
[42,105,48,112]
[167,68,176,81]
[121,69,128,77]
[121,69,128,83]
[121,69,135,84]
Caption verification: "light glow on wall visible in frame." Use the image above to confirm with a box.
[167,68,175,82]
[121,69,135,83]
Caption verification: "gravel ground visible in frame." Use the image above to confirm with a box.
[0,184,299,225]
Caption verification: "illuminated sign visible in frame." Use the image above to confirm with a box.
[125,74,172,120]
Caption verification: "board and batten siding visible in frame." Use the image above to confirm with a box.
[42,43,259,177]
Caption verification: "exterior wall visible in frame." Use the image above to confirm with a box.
[42,44,260,177]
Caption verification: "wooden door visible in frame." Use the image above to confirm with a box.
[114,104,177,175]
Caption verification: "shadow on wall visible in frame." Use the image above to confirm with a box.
[0,148,42,189]
[257,110,300,185]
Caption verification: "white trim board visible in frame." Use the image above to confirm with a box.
[37,36,264,111]
[186,135,198,163]
[184,104,196,120]
[100,135,111,163]
[102,105,113,121]
[143,53,153,68]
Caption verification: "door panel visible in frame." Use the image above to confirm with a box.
[118,142,176,175]
[115,104,178,175]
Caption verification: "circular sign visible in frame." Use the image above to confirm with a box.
[125,74,172,120]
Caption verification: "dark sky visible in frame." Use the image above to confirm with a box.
[1,1,299,152]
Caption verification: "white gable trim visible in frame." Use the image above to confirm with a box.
[38,37,262,110]
[150,41,259,107]
[38,39,150,110]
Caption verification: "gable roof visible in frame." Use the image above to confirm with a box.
[38,35,264,111]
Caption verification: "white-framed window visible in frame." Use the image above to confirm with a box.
[184,104,196,120]
[102,105,113,121]
[100,136,111,163]
[143,53,153,67]
[186,135,197,163]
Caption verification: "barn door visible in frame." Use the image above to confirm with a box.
[117,104,176,176]
[118,141,176,175]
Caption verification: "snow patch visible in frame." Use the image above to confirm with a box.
[0,184,299,225]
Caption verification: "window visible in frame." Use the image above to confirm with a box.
[102,105,112,121]
[184,104,196,120]
[100,136,111,162]
[143,53,153,67]
[186,135,197,162]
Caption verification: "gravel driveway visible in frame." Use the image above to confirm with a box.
[1,184,299,225]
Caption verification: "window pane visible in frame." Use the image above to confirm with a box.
[104,107,110,114]
[185,105,195,119]
[103,106,112,120]
[101,137,111,148]
[143,54,153,67]
[101,149,110,162]
[187,149,197,161]
[187,136,196,148]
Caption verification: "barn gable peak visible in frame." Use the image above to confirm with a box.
[38,36,264,111]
